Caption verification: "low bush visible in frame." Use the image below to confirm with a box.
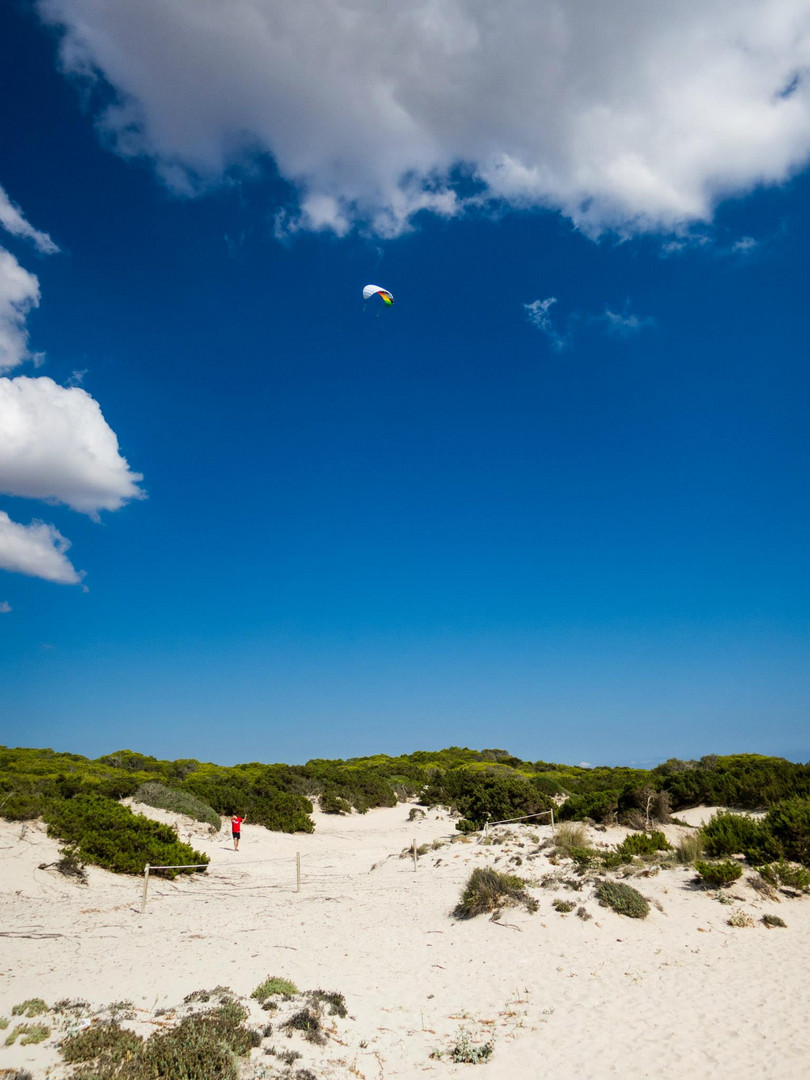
[5,1023,50,1046]
[700,811,772,860]
[762,914,787,928]
[308,990,347,1018]
[615,831,671,858]
[134,781,220,828]
[727,908,755,928]
[595,881,649,919]
[61,1020,143,1064]
[448,1027,494,1064]
[12,999,48,1018]
[251,976,297,1002]
[757,860,810,892]
[453,867,537,919]
[552,899,575,913]
[694,859,743,888]
[281,1007,325,1045]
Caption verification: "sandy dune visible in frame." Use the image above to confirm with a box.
[1,802,809,1078]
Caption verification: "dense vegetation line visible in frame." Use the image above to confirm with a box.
[1,744,809,875]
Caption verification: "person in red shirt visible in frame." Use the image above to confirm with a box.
[231,813,246,850]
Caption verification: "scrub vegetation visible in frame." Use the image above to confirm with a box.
[2,746,810,879]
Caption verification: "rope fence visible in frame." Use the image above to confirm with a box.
[140,837,431,913]
[139,816,559,913]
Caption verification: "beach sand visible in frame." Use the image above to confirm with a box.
[1,802,808,1078]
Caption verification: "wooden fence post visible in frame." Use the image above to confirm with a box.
[296,852,301,893]
[412,838,418,871]
[140,864,150,914]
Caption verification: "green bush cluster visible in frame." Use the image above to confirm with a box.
[133,781,220,828]
[319,792,352,815]
[3,745,809,860]
[757,860,810,892]
[615,831,672,858]
[700,801,810,867]
[43,794,208,877]
[62,1002,259,1080]
[423,768,554,830]
[694,860,743,887]
[595,881,650,919]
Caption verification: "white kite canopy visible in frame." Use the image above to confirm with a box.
[362,284,394,305]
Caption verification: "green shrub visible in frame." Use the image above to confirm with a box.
[5,1023,50,1046]
[308,990,347,1018]
[12,999,48,1018]
[700,811,772,859]
[424,768,553,830]
[447,1027,494,1064]
[453,867,537,919]
[615,831,671,858]
[61,1020,143,1064]
[727,908,754,928]
[251,976,297,1002]
[694,859,743,888]
[557,790,619,824]
[319,793,352,815]
[599,851,629,870]
[281,1007,325,1045]
[552,899,575,913]
[120,1003,259,1079]
[757,860,810,892]
[764,797,810,866]
[42,794,209,877]
[134,781,220,828]
[762,914,787,928]
[595,881,649,919]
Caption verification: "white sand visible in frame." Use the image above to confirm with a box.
[1,802,809,1078]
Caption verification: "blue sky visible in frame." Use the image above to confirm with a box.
[1,1,808,767]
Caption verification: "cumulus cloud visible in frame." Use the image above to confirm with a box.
[0,248,43,373]
[0,600,11,613]
[0,376,145,517]
[0,511,83,585]
[37,0,810,236]
[0,185,59,255]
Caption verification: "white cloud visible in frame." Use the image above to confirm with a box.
[0,248,43,373]
[0,376,145,517]
[0,600,11,612]
[526,297,653,347]
[37,0,810,236]
[0,184,59,255]
[525,297,567,350]
[600,309,655,336]
[0,511,83,585]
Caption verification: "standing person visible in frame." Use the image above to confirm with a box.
[231,812,246,851]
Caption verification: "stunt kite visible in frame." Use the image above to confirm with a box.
[363,284,394,306]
